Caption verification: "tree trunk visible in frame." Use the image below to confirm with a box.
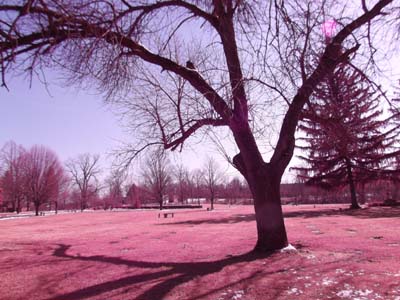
[393,181,400,200]
[251,173,288,252]
[159,194,163,210]
[232,129,289,252]
[34,202,39,216]
[210,193,214,210]
[80,198,86,212]
[16,198,21,214]
[55,201,58,214]
[345,158,360,209]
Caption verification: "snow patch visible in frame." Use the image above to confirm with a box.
[337,287,373,299]
[287,288,303,295]
[356,289,373,296]
[231,290,244,300]
[297,275,311,280]
[337,290,352,298]
[356,270,365,276]
[322,278,336,286]
[280,244,297,253]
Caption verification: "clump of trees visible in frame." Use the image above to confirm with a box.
[294,64,400,209]
[0,141,65,215]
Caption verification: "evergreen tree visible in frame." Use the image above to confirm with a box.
[295,64,398,209]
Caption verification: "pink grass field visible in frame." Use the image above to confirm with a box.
[0,204,399,300]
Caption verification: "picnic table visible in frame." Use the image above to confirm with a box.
[158,212,174,218]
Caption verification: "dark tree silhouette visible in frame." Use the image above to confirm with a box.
[0,0,397,250]
[295,64,399,209]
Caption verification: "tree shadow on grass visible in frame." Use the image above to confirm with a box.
[158,213,255,226]
[158,206,400,227]
[283,206,400,219]
[49,244,274,300]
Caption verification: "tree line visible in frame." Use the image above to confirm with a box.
[0,141,252,214]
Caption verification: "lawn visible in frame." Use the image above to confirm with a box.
[0,204,399,300]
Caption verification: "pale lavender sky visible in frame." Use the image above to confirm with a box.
[0,73,135,178]
[0,73,222,178]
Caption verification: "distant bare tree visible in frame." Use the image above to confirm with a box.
[192,169,204,205]
[225,177,244,204]
[185,169,195,203]
[203,157,222,210]
[174,164,189,203]
[66,154,101,211]
[125,182,141,208]
[0,141,26,213]
[52,169,69,213]
[105,169,126,207]
[142,149,171,210]
[23,145,64,216]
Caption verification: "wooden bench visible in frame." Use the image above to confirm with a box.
[158,212,174,218]
[39,212,45,216]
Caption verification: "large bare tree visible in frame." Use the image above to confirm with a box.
[66,153,101,211]
[0,0,397,250]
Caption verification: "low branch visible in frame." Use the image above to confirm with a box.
[164,118,227,151]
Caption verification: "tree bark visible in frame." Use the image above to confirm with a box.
[345,158,360,209]
[16,198,21,214]
[34,202,39,216]
[233,152,288,251]
[251,171,288,251]
[159,194,163,210]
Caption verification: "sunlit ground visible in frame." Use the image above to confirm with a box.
[1,204,399,300]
